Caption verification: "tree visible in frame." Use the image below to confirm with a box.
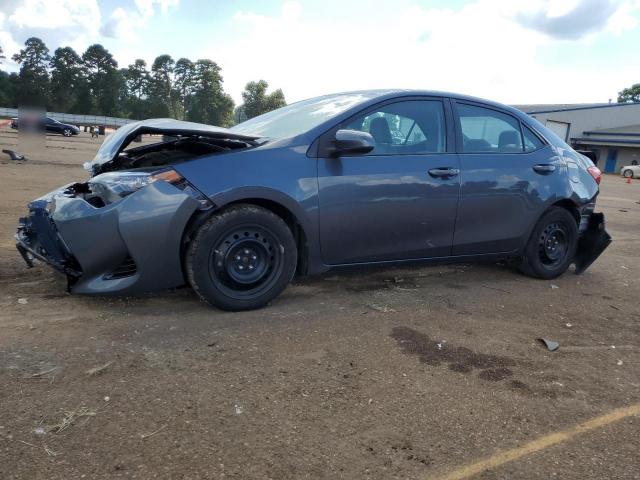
[0,45,17,107]
[186,59,234,126]
[148,54,175,117]
[49,47,83,112]
[240,80,286,119]
[122,59,150,119]
[12,37,50,107]
[174,57,195,120]
[0,71,18,107]
[124,59,149,100]
[618,83,640,103]
[82,44,121,116]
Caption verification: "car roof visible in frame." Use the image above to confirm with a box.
[338,88,521,111]
[309,89,528,123]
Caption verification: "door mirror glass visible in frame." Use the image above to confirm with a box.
[330,129,375,157]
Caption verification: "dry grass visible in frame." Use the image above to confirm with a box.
[46,406,97,433]
[24,366,59,379]
[44,444,61,456]
[140,424,167,439]
[85,360,114,377]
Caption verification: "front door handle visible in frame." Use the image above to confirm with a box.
[533,164,556,174]
[428,167,460,178]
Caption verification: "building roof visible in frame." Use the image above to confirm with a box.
[513,102,640,114]
[584,125,640,136]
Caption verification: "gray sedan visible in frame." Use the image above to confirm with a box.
[16,90,611,310]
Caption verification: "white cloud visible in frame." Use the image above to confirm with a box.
[8,0,100,30]
[100,7,137,42]
[101,0,180,43]
[214,0,640,105]
[135,0,180,17]
[516,0,628,39]
[0,0,101,67]
[0,13,21,67]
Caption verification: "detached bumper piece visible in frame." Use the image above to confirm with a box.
[15,199,81,279]
[574,212,612,274]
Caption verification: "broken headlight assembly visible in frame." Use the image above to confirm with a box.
[88,168,213,209]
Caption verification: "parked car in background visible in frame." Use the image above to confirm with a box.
[620,164,640,178]
[15,90,611,311]
[11,116,80,137]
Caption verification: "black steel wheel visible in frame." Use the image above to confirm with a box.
[519,207,578,279]
[186,204,297,311]
[538,222,569,268]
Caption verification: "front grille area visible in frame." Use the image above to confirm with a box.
[103,255,137,280]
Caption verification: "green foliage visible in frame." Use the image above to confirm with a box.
[148,54,175,118]
[82,44,120,116]
[618,83,640,103]
[185,59,235,126]
[240,80,287,120]
[1,38,285,126]
[11,37,51,107]
[49,47,84,112]
[0,71,19,107]
[174,58,195,120]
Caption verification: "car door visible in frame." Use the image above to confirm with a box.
[317,98,460,265]
[451,101,565,255]
[44,118,58,133]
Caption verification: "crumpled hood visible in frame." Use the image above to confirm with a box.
[84,118,260,174]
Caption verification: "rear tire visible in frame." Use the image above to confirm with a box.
[623,169,634,178]
[519,207,578,280]
[186,204,297,311]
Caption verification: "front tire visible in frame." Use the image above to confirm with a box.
[623,169,634,178]
[186,205,297,311]
[62,128,72,137]
[519,207,578,279]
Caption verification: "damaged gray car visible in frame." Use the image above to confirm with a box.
[16,90,611,311]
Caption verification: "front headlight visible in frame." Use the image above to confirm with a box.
[88,169,213,208]
[89,171,153,202]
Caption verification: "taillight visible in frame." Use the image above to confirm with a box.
[587,166,602,185]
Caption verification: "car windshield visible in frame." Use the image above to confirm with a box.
[230,92,382,139]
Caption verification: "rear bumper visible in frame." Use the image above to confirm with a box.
[574,212,612,274]
[16,181,199,295]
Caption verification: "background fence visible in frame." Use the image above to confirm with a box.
[0,107,135,128]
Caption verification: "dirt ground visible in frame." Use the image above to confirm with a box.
[0,128,639,480]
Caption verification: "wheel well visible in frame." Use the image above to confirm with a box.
[181,198,309,276]
[550,199,580,225]
[228,198,308,274]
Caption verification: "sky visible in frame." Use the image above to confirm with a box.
[0,0,639,106]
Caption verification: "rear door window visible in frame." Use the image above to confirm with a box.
[523,125,544,152]
[457,104,524,153]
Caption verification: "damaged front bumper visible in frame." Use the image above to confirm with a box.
[574,212,612,274]
[16,180,200,294]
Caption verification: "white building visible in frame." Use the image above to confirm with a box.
[514,102,640,173]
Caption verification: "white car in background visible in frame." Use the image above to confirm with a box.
[621,164,640,178]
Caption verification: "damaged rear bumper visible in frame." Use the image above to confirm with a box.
[15,181,199,295]
[574,212,612,274]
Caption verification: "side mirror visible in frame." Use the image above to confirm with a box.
[330,129,375,157]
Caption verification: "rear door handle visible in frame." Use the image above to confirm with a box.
[533,164,556,174]
[428,167,460,178]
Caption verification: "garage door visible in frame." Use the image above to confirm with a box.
[545,120,570,141]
